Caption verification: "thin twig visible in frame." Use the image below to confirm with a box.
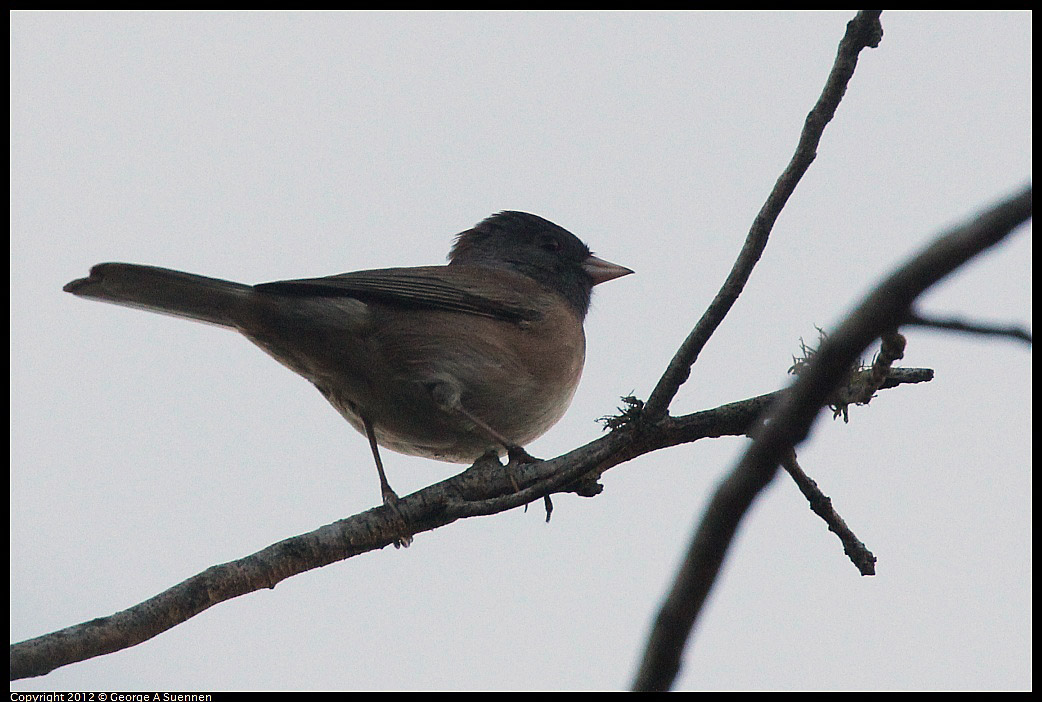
[904,311,1032,345]
[781,450,876,576]
[641,10,884,422]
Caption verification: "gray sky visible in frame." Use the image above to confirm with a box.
[11,11,1031,691]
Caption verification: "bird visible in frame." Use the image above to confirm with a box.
[64,211,633,533]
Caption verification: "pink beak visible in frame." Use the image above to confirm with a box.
[583,255,634,285]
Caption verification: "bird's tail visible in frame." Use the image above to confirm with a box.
[63,263,252,329]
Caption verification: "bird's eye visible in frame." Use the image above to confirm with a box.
[540,236,562,253]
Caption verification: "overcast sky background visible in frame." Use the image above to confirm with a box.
[11,11,1031,691]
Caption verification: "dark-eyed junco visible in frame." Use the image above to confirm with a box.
[64,211,632,519]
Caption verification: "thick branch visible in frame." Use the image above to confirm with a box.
[9,365,930,680]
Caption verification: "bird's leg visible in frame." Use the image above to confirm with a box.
[456,406,538,466]
[426,381,549,517]
[448,412,552,521]
[422,382,559,522]
[361,416,413,548]
[426,381,539,465]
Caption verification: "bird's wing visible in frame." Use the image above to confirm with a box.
[254,265,544,323]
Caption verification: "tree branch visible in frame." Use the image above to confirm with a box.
[781,450,876,576]
[631,184,1032,693]
[9,365,931,680]
[641,10,884,422]
[904,311,1032,345]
